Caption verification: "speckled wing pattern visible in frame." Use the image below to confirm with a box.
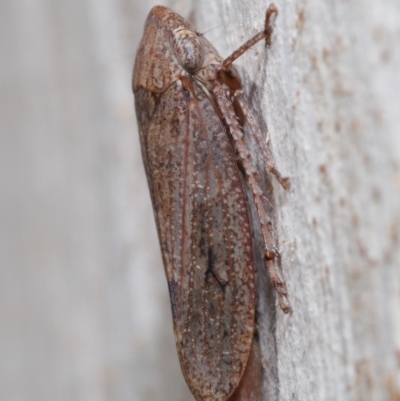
[135,80,256,401]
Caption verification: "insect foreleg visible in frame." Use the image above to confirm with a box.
[221,4,278,71]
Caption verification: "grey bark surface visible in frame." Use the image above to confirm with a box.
[0,0,399,401]
[188,0,400,400]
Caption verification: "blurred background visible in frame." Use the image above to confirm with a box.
[0,0,194,400]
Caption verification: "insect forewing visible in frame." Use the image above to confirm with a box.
[135,77,256,401]
[133,6,258,401]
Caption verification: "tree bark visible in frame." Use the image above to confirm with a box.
[190,0,400,400]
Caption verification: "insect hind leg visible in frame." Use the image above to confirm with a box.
[214,83,290,314]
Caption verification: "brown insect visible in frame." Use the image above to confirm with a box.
[133,4,290,401]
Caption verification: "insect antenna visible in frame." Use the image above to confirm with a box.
[198,24,222,36]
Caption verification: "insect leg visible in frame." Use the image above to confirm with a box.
[235,91,290,190]
[221,4,278,71]
[214,83,290,314]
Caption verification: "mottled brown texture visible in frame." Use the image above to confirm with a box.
[214,84,290,313]
[133,5,288,401]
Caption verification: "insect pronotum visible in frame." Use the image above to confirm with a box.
[133,4,290,401]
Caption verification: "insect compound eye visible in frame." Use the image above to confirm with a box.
[173,29,204,72]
